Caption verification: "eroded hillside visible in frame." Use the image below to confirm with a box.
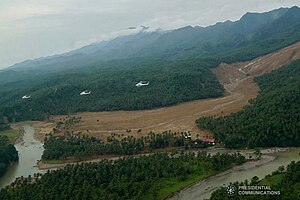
[34,42,300,140]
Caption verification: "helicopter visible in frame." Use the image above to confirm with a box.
[22,95,31,99]
[135,81,149,87]
[80,90,92,95]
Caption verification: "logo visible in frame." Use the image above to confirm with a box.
[227,184,236,196]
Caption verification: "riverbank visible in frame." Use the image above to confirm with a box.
[0,122,27,144]
[0,128,20,143]
[1,124,298,199]
[38,147,185,170]
[168,147,300,200]
[37,147,290,170]
[9,122,33,144]
[0,125,46,188]
[31,121,55,142]
[168,154,275,200]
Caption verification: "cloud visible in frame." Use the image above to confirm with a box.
[0,4,62,22]
[0,0,300,69]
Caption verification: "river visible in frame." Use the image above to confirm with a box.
[0,125,299,200]
[169,148,300,200]
[0,125,46,188]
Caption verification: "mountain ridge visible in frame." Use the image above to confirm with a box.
[4,6,299,73]
[1,6,300,122]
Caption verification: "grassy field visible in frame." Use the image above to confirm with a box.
[259,173,285,186]
[157,172,214,200]
[141,162,221,200]
[0,129,20,143]
[142,161,250,200]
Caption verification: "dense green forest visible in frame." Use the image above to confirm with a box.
[0,136,18,177]
[42,131,213,160]
[0,124,9,132]
[210,160,300,199]
[196,60,300,148]
[0,152,245,200]
[0,115,9,131]
[0,58,223,122]
[1,7,300,122]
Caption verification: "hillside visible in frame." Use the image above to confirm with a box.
[4,7,299,72]
[1,7,300,123]
[0,59,223,122]
[31,42,300,141]
[196,60,300,148]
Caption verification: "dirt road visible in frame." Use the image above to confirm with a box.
[34,42,300,139]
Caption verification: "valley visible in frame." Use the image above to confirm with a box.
[1,5,300,200]
[1,123,299,199]
[34,42,300,140]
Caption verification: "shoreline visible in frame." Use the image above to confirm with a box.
[3,123,297,200]
[167,155,276,200]
[168,147,299,200]
[10,123,291,171]
[37,147,290,170]
[9,123,27,144]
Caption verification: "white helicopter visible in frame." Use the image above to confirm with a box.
[22,95,31,99]
[135,81,149,87]
[80,90,92,95]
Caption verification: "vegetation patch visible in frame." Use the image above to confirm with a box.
[210,160,300,199]
[0,152,245,200]
[42,131,214,160]
[0,135,18,177]
[0,7,300,123]
[196,60,300,148]
[0,129,19,142]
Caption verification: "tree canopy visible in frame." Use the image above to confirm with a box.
[0,135,18,177]
[0,152,245,200]
[210,160,300,199]
[196,60,300,148]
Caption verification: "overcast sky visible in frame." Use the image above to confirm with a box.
[0,0,299,69]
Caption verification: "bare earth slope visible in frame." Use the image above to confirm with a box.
[34,42,300,139]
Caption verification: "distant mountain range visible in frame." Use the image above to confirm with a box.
[4,6,300,73]
[1,6,300,122]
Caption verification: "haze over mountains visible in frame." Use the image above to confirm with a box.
[0,6,300,122]
[4,6,300,73]
[1,3,300,200]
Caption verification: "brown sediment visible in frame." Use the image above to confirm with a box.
[31,42,300,141]
[31,121,55,142]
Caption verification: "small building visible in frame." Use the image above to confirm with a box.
[200,138,216,145]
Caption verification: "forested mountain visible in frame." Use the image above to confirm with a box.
[196,60,300,148]
[0,7,300,122]
[6,31,165,73]
[4,7,298,73]
[0,59,223,121]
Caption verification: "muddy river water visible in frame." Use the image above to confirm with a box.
[0,125,299,200]
[0,126,46,188]
[170,148,300,200]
